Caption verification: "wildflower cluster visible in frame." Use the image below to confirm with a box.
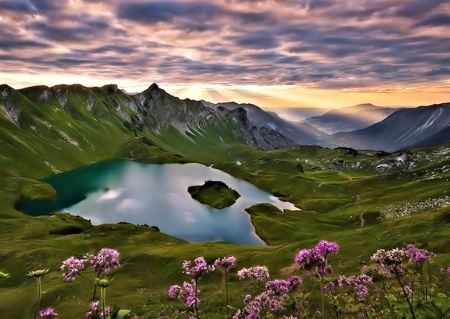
[60,256,85,281]
[86,300,110,318]
[39,308,58,319]
[441,267,450,275]
[13,240,450,318]
[170,257,216,318]
[182,257,215,278]
[315,239,339,255]
[168,280,200,309]
[406,244,435,263]
[372,245,435,275]
[85,248,121,274]
[295,240,338,278]
[237,266,270,282]
[371,248,408,273]
[266,277,301,296]
[234,291,290,318]
[214,256,236,270]
[338,272,373,300]
[61,248,120,282]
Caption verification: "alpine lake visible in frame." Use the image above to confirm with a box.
[19,160,298,245]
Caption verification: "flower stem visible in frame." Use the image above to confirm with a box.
[194,277,200,319]
[92,271,101,301]
[101,287,106,319]
[320,279,325,317]
[225,270,230,319]
[34,277,42,319]
[394,269,416,319]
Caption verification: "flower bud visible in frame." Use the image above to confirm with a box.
[95,277,114,287]
[27,269,49,278]
[0,271,9,279]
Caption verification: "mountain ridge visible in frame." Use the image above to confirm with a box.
[304,103,401,134]
[333,102,450,152]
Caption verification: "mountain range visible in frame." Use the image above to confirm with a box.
[1,83,449,164]
[201,101,330,146]
[303,103,401,134]
[333,103,450,152]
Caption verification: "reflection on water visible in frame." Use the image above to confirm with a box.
[19,160,299,245]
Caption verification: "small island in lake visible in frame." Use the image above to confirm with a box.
[188,180,241,209]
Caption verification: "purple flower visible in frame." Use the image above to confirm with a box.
[214,256,236,270]
[295,248,331,278]
[287,275,302,291]
[406,244,435,263]
[39,308,58,319]
[61,256,86,281]
[265,279,290,296]
[85,248,120,273]
[295,249,324,269]
[235,291,288,318]
[371,248,407,273]
[182,257,214,278]
[338,272,373,300]
[324,281,336,294]
[404,285,413,295]
[86,300,110,318]
[315,240,339,255]
[168,280,200,309]
[168,285,180,298]
[237,266,270,282]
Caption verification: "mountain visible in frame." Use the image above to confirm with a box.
[304,103,400,134]
[406,126,450,149]
[202,101,331,146]
[333,103,450,152]
[0,84,299,170]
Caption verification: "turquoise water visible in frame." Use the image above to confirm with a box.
[19,160,298,245]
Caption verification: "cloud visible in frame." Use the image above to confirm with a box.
[0,0,62,14]
[0,39,52,50]
[231,31,279,49]
[0,0,448,93]
[415,13,450,27]
[117,1,225,24]
[424,67,450,77]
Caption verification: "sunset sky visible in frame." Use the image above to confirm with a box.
[0,0,449,108]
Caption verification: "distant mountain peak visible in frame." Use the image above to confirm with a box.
[149,83,159,90]
[0,84,15,99]
[0,84,14,90]
[101,84,119,94]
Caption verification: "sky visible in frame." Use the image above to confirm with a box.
[0,0,449,108]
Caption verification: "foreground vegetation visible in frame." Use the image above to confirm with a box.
[4,240,450,318]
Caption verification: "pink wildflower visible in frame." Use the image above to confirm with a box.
[39,308,58,319]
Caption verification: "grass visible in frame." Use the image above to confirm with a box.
[188,180,241,209]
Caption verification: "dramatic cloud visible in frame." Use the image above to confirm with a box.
[0,0,448,106]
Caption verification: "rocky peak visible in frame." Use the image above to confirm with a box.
[101,84,119,94]
[0,84,15,99]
